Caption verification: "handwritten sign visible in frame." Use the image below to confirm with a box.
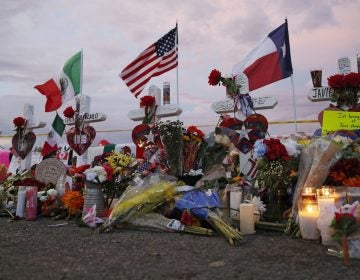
[322,111,360,135]
[35,158,67,185]
[308,87,335,102]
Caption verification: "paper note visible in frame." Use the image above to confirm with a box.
[322,111,360,135]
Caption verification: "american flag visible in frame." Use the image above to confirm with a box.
[120,26,178,98]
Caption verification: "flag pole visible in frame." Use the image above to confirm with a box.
[290,75,298,132]
[176,22,179,109]
[80,49,84,97]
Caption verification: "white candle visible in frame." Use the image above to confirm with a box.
[230,191,242,219]
[15,186,26,218]
[239,203,255,234]
[317,191,336,246]
[298,204,320,240]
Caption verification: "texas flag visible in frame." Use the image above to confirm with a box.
[232,20,293,93]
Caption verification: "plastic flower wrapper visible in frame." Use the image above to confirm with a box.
[120,212,214,236]
[175,189,243,245]
[303,135,352,190]
[82,204,104,228]
[98,173,178,232]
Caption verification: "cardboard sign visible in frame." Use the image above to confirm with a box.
[35,158,67,185]
[338,57,351,74]
[322,111,360,135]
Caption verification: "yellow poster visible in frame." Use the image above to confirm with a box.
[322,111,360,135]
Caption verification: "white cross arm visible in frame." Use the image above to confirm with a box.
[307,87,334,102]
[211,96,277,114]
[27,121,47,130]
[64,112,107,125]
[128,104,182,121]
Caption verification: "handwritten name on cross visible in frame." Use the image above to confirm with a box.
[20,104,46,170]
[63,95,106,164]
[308,56,360,102]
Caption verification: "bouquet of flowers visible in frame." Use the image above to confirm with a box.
[325,137,360,186]
[182,125,205,174]
[328,72,360,109]
[158,120,184,177]
[254,138,292,192]
[98,174,178,232]
[330,202,360,266]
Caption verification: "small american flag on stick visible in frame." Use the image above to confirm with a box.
[120,26,178,98]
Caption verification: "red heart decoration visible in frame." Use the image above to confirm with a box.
[12,131,37,160]
[67,126,96,156]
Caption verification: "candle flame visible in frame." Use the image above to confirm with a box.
[306,205,314,213]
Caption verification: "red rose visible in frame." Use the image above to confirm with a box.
[13,117,26,127]
[327,74,345,88]
[140,95,156,107]
[335,212,355,224]
[264,138,290,161]
[102,164,113,181]
[344,72,360,87]
[63,106,75,118]
[208,69,222,86]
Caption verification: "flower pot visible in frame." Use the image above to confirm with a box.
[83,180,105,217]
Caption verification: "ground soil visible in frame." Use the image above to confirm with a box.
[0,217,359,280]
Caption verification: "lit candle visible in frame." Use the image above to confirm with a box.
[298,203,320,240]
[316,187,336,246]
[239,203,255,234]
[301,188,316,203]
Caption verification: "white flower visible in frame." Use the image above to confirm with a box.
[40,195,48,202]
[47,188,57,197]
[86,173,97,182]
[97,174,107,183]
[37,191,46,198]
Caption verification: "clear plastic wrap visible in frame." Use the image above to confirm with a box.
[98,173,178,232]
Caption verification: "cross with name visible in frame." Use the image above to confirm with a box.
[63,95,107,165]
[20,104,47,170]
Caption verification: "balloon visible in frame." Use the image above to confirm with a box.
[98,139,110,146]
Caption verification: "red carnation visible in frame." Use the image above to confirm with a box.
[344,72,360,87]
[208,69,222,86]
[102,164,113,181]
[335,212,355,224]
[63,106,75,118]
[13,117,26,127]
[140,95,156,107]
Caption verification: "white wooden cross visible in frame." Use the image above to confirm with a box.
[20,104,47,170]
[63,95,107,165]
[308,56,360,103]
[127,85,182,121]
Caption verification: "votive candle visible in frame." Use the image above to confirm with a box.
[316,187,336,246]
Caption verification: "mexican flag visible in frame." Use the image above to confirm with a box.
[35,51,82,112]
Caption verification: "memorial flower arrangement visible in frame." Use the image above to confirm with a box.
[37,188,58,216]
[254,138,292,192]
[83,165,113,184]
[61,189,84,216]
[325,137,360,187]
[328,72,360,109]
[182,125,205,174]
[208,69,240,97]
[158,120,184,176]
[330,203,360,266]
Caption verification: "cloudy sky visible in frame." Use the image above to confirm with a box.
[1,0,359,148]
